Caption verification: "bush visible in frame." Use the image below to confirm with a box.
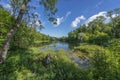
[89,32,110,46]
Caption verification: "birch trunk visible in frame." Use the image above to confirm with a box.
[0,0,29,64]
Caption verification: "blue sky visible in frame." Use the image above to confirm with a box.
[41,0,120,37]
[1,0,120,37]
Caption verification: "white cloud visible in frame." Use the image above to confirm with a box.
[84,11,119,25]
[54,17,64,27]
[85,11,107,26]
[35,20,41,26]
[105,14,119,23]
[3,3,11,9]
[35,21,40,26]
[53,11,71,26]
[112,14,119,18]
[71,15,85,27]
[28,20,43,28]
[66,11,71,18]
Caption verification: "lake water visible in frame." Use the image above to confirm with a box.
[40,41,75,52]
[40,41,90,68]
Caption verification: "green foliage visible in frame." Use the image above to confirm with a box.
[107,38,120,53]
[40,0,58,15]
[90,49,120,80]
[78,32,87,42]
[1,6,120,80]
[74,44,104,57]
[0,45,117,80]
[9,22,52,49]
[107,39,120,78]
[69,8,120,80]
[68,30,78,41]
[0,9,54,49]
[88,32,110,46]
[0,48,89,80]
[0,9,15,47]
[68,8,120,46]
[90,50,110,79]
[74,43,120,80]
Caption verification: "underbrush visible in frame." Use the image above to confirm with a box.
[0,43,119,80]
[0,48,88,80]
[73,43,120,80]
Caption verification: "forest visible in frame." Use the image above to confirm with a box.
[0,0,120,80]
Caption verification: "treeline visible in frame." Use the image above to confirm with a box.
[0,9,54,49]
[68,8,120,46]
[0,7,120,80]
[67,8,120,80]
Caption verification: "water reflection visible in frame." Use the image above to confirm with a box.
[39,41,80,52]
[39,41,90,68]
[68,42,79,49]
[34,42,51,47]
[40,41,70,52]
[40,41,78,52]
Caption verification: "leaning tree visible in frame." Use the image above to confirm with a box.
[0,0,58,64]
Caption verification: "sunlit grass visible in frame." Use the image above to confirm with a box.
[0,47,88,80]
[74,44,105,56]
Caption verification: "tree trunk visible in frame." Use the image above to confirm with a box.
[0,0,30,64]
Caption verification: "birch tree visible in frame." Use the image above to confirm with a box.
[0,0,58,64]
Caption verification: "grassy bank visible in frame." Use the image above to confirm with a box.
[73,42,120,80]
[0,47,89,80]
[0,41,120,80]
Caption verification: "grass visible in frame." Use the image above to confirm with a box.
[0,47,89,80]
[74,44,105,57]
[0,42,119,80]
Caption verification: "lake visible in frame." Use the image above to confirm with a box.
[40,41,70,52]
